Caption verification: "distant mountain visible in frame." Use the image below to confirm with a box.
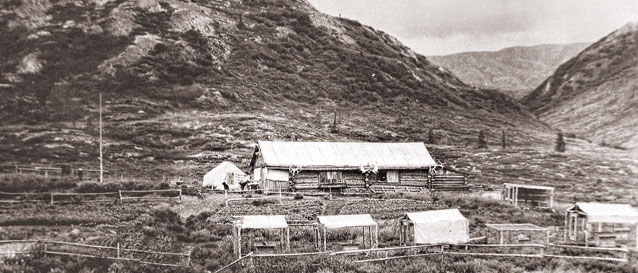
[521,22,638,150]
[0,0,547,167]
[429,43,589,99]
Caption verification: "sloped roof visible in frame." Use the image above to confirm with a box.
[234,215,288,229]
[570,202,638,224]
[318,214,377,229]
[503,183,554,191]
[256,141,437,170]
[405,209,467,223]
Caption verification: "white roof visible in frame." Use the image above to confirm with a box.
[570,202,638,224]
[234,215,288,229]
[503,183,554,191]
[406,209,467,223]
[318,214,377,229]
[256,141,437,170]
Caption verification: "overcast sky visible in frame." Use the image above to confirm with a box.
[308,0,638,55]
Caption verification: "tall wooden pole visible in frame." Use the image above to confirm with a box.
[99,93,103,184]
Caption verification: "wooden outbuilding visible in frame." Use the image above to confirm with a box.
[249,141,468,192]
[564,202,638,247]
[233,215,290,258]
[502,183,554,208]
[317,214,378,251]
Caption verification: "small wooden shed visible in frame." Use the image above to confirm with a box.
[233,215,290,258]
[564,202,638,247]
[502,183,554,208]
[317,214,378,251]
[399,209,469,245]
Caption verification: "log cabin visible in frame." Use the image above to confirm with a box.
[249,141,468,192]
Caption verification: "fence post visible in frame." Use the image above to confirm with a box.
[50,192,54,204]
[117,243,120,258]
[118,190,122,204]
[179,189,182,204]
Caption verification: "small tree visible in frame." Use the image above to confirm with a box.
[329,111,338,133]
[428,129,435,144]
[477,130,487,148]
[501,130,507,149]
[555,132,566,152]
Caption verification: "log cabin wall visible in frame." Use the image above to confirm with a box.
[295,171,321,190]
[398,170,430,187]
[260,169,432,191]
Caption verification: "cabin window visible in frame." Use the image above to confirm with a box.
[376,171,387,182]
[387,171,399,183]
[319,171,343,183]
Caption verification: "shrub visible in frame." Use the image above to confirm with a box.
[252,198,277,206]
[0,174,77,192]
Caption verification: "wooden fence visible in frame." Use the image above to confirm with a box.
[246,242,630,264]
[0,239,190,267]
[0,189,183,204]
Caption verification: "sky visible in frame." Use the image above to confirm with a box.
[307,0,638,55]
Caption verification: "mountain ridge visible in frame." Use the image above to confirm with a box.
[0,0,549,169]
[428,42,590,99]
[521,22,638,150]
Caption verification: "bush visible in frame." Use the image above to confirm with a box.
[252,198,276,206]
[0,174,77,192]
[294,193,304,199]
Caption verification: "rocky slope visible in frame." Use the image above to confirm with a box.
[0,0,549,173]
[522,22,638,150]
[429,43,589,99]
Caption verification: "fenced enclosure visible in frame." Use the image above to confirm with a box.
[0,239,191,267]
[0,189,183,204]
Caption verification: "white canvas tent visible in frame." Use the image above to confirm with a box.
[203,161,246,190]
[233,215,290,258]
[400,209,469,245]
[317,214,378,250]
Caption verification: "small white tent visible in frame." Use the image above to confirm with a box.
[400,209,469,245]
[203,162,246,190]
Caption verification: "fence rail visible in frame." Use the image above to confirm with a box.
[0,239,190,267]
[0,189,182,204]
[248,243,630,264]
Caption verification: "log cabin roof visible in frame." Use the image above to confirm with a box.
[253,141,437,170]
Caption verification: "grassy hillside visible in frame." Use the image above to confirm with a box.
[429,43,589,99]
[522,22,638,150]
[0,0,551,173]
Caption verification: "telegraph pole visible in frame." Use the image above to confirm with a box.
[99,92,103,183]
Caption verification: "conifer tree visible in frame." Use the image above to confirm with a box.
[501,130,507,149]
[478,130,487,148]
[555,132,566,152]
[428,129,435,144]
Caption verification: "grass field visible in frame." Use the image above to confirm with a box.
[0,189,635,273]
